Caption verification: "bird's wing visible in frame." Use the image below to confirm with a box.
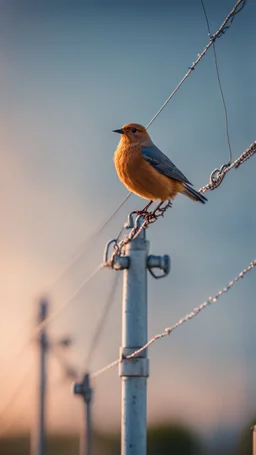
[141,145,192,185]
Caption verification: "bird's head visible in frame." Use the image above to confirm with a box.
[113,123,152,146]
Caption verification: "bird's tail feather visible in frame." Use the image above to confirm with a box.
[182,184,207,204]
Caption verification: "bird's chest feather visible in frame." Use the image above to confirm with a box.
[114,144,142,180]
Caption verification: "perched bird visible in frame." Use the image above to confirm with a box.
[113,123,207,212]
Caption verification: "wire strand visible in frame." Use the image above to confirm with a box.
[146,0,247,129]
[85,272,121,368]
[200,0,233,163]
[34,263,103,335]
[104,141,255,267]
[92,259,256,379]
[47,193,131,294]
[0,363,33,423]
[1,264,103,385]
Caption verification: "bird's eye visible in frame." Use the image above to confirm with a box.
[131,128,137,133]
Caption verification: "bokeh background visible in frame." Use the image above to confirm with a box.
[1,0,255,453]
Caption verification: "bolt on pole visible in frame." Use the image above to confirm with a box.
[104,214,170,455]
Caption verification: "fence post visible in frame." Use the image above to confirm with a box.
[33,299,48,455]
[106,215,170,455]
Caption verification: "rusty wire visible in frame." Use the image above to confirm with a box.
[92,258,256,379]
[146,0,247,129]
[105,141,256,267]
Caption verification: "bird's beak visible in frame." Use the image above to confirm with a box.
[112,129,124,134]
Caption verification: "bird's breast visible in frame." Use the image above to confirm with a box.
[114,143,141,180]
[114,143,180,201]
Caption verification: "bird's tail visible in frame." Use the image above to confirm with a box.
[182,183,207,204]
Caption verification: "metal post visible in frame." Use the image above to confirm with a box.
[74,373,93,455]
[104,214,170,455]
[33,299,48,455]
[119,219,149,455]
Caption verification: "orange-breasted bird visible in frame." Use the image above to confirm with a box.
[113,123,207,212]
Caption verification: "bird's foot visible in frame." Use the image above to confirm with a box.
[152,201,172,218]
[135,209,151,217]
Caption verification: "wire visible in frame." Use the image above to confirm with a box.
[0,339,33,382]
[85,272,120,368]
[47,193,131,295]
[0,193,131,366]
[200,0,232,163]
[0,404,25,437]
[92,258,256,379]
[0,363,33,424]
[199,140,256,193]
[34,263,103,335]
[1,264,103,385]
[146,0,247,129]
[104,141,255,267]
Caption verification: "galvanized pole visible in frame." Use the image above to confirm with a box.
[74,373,93,455]
[106,215,170,455]
[120,220,149,455]
[34,299,48,455]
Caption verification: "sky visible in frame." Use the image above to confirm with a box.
[0,0,255,448]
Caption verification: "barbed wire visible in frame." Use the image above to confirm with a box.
[105,141,256,267]
[199,140,256,193]
[146,0,247,129]
[2,1,247,374]
[200,0,233,164]
[92,258,256,379]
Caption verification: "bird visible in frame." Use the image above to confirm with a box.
[113,123,207,214]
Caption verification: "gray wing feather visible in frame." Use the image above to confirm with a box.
[141,145,192,186]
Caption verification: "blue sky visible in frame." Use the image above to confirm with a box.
[1,0,255,446]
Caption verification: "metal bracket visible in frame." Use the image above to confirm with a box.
[147,254,170,279]
[119,348,149,377]
[73,373,92,404]
[103,239,130,270]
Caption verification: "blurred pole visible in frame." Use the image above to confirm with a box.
[253,425,256,455]
[74,373,93,455]
[33,299,48,455]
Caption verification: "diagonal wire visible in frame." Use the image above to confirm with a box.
[0,362,33,422]
[0,194,131,361]
[199,141,256,193]
[1,0,247,372]
[47,193,131,295]
[34,263,103,335]
[1,264,103,385]
[105,141,255,266]
[85,272,121,368]
[92,258,256,379]
[200,0,233,164]
[146,0,247,129]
